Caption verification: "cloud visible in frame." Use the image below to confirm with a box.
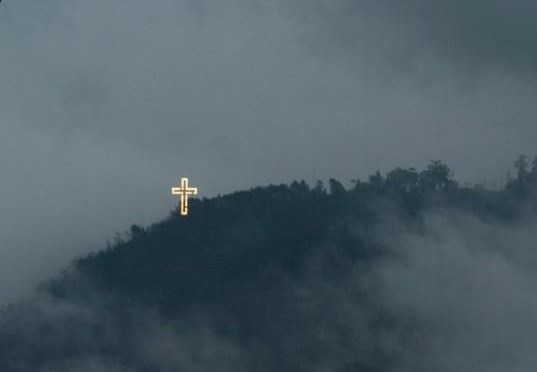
[286,0,537,78]
[0,288,249,372]
[364,211,537,371]
[1,0,537,304]
[2,205,537,371]
[259,209,537,371]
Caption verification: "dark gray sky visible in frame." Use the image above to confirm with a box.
[1,0,536,302]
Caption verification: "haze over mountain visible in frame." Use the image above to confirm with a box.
[1,159,537,371]
[1,0,537,370]
[2,0,537,302]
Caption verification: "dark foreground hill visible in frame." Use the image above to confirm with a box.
[1,158,537,372]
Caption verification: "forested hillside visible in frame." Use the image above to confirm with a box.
[1,157,537,372]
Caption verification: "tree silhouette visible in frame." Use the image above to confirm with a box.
[419,160,455,192]
[514,155,529,181]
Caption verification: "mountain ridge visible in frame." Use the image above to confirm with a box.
[2,158,537,371]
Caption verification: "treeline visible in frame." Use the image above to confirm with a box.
[0,156,536,371]
[61,156,537,310]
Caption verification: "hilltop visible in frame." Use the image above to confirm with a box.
[1,158,537,372]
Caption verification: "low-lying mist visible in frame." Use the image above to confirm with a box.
[1,161,537,371]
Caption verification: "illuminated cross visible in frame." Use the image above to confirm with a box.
[171,177,198,216]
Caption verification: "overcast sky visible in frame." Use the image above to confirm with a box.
[1,0,537,303]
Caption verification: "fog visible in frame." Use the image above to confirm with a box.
[5,207,537,371]
[0,0,536,301]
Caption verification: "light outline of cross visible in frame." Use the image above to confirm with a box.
[171,177,198,216]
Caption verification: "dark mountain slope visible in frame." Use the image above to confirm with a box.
[1,159,537,372]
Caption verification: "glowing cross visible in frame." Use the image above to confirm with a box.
[171,177,198,216]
